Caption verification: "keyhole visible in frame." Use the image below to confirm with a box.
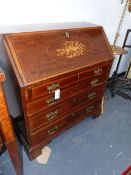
[65,31,70,38]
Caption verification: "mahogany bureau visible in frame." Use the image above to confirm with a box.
[3,22,114,160]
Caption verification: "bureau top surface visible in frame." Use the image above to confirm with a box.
[4,22,113,87]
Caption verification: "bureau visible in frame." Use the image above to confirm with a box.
[3,22,113,160]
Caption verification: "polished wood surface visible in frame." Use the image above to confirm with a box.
[27,83,106,132]
[3,22,114,160]
[4,23,113,87]
[0,68,23,175]
[29,99,102,146]
[25,61,110,102]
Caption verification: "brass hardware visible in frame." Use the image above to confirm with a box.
[94,68,103,76]
[47,83,59,92]
[88,92,96,100]
[48,126,58,135]
[75,84,79,89]
[46,110,58,120]
[46,97,56,105]
[72,113,75,117]
[86,106,94,113]
[24,90,29,101]
[73,98,76,103]
[77,74,80,79]
[91,79,99,87]
[65,31,70,38]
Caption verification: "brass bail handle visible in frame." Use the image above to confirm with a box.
[65,31,70,39]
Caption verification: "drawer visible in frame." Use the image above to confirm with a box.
[27,98,75,132]
[30,99,102,146]
[60,75,108,99]
[27,84,105,132]
[79,63,111,80]
[24,62,110,101]
[30,74,78,101]
[26,77,107,116]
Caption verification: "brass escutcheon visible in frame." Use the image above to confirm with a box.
[75,84,79,89]
[65,31,70,38]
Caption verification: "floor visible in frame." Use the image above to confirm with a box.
[0,94,131,175]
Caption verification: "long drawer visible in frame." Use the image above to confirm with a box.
[24,62,111,102]
[26,76,107,116]
[29,99,102,146]
[27,84,105,132]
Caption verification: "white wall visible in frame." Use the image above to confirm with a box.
[0,0,109,26]
[0,0,131,116]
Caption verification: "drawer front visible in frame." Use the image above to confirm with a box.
[30,99,102,146]
[26,76,107,116]
[27,84,105,132]
[30,74,78,100]
[24,62,110,101]
[60,75,107,99]
[79,63,109,80]
[27,98,75,132]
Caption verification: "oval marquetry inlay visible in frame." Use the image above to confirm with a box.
[47,35,92,63]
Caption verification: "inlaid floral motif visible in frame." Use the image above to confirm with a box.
[56,40,86,59]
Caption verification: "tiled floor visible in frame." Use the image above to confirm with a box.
[0,94,131,175]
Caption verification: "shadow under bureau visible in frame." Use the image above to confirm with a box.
[3,22,114,160]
